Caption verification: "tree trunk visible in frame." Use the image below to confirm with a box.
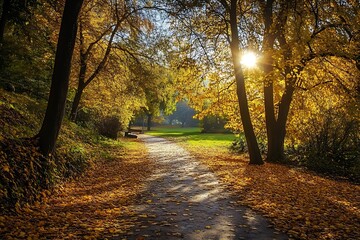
[262,0,293,163]
[264,82,279,162]
[264,56,284,162]
[37,0,83,156]
[266,125,284,162]
[69,81,85,121]
[0,0,10,42]
[147,114,152,131]
[266,87,295,162]
[229,0,263,165]
[70,20,87,122]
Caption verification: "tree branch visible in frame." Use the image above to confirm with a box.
[296,80,333,91]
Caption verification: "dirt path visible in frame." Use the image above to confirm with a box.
[120,135,288,240]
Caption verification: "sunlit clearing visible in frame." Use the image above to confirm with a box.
[241,51,257,68]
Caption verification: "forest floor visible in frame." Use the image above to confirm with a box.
[0,134,359,239]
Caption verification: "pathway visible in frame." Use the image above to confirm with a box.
[119,135,288,240]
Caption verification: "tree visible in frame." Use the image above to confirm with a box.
[69,0,120,121]
[167,101,198,127]
[69,0,156,122]
[0,0,10,42]
[137,63,176,131]
[226,0,263,164]
[166,0,264,164]
[259,0,360,162]
[261,0,291,163]
[36,0,84,155]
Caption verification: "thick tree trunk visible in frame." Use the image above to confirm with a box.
[261,0,278,162]
[264,61,285,162]
[147,114,152,131]
[266,95,294,162]
[229,0,263,165]
[0,0,10,42]
[264,82,279,162]
[37,0,83,155]
[262,0,294,163]
[266,123,286,162]
[264,74,295,162]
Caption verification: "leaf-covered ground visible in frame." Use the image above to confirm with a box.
[0,138,155,239]
[183,146,360,240]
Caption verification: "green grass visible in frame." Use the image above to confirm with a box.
[147,126,237,149]
[147,127,201,136]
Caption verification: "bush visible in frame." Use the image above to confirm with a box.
[96,115,122,139]
[230,135,267,154]
[230,135,247,153]
[296,110,359,181]
[202,115,230,133]
[75,107,93,127]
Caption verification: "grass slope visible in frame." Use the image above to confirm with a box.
[0,89,151,213]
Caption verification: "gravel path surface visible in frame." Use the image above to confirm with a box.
[121,135,288,240]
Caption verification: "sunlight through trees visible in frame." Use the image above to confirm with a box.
[0,2,359,237]
[241,51,258,69]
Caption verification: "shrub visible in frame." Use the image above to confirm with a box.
[296,110,359,181]
[96,115,122,139]
[202,115,230,133]
[230,135,247,153]
[230,134,267,154]
[75,107,93,127]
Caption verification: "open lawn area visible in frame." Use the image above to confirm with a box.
[148,127,237,151]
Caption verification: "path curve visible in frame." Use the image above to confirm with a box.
[121,135,288,240]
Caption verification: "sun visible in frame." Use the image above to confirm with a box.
[241,51,257,68]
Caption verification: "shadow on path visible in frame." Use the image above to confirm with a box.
[118,135,288,240]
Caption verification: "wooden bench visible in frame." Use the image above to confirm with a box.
[128,128,144,134]
[124,128,144,138]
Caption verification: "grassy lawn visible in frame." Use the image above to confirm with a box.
[147,127,237,151]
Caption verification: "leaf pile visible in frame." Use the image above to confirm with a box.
[0,138,154,239]
[0,138,48,211]
[186,146,360,240]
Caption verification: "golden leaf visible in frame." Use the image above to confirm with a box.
[3,165,10,172]
[19,232,26,237]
